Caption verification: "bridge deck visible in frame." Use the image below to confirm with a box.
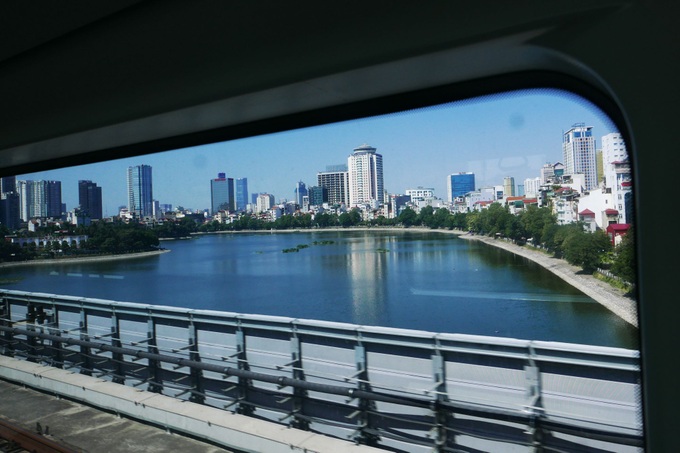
[0,378,229,453]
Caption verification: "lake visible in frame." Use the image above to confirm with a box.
[1,230,638,348]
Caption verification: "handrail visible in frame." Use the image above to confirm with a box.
[0,289,643,452]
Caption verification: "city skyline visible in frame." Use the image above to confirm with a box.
[15,89,618,216]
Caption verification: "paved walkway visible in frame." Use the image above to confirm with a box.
[0,379,229,453]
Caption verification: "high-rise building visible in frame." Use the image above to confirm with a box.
[78,180,103,219]
[308,186,328,206]
[1,176,16,194]
[524,177,541,197]
[18,180,61,220]
[0,176,20,229]
[0,192,20,230]
[503,177,515,197]
[317,164,349,206]
[294,181,307,207]
[601,133,628,188]
[562,124,597,190]
[348,144,384,207]
[256,193,275,213]
[601,132,632,223]
[446,172,475,202]
[235,178,248,212]
[127,165,153,218]
[210,172,235,214]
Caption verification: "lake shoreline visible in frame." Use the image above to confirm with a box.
[0,249,171,269]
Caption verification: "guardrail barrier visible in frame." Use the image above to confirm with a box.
[0,290,642,452]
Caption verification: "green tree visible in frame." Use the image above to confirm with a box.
[338,213,352,228]
[348,208,362,226]
[431,207,451,229]
[398,207,417,227]
[417,206,434,227]
[612,227,636,284]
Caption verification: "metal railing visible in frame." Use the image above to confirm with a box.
[0,290,642,452]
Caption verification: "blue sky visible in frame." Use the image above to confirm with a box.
[19,88,618,216]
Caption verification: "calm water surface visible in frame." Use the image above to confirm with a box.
[3,231,638,348]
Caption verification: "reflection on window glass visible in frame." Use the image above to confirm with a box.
[1,89,637,346]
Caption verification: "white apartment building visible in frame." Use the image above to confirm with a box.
[405,187,434,201]
[524,177,541,197]
[256,193,275,214]
[601,132,632,223]
[348,144,383,207]
[563,124,597,190]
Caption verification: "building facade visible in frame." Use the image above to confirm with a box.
[18,180,62,221]
[256,193,275,214]
[308,186,328,207]
[503,177,515,198]
[294,181,307,207]
[235,178,248,212]
[562,124,597,190]
[317,165,349,206]
[347,144,384,207]
[78,180,103,219]
[127,165,153,218]
[447,172,475,202]
[0,176,19,229]
[210,173,235,214]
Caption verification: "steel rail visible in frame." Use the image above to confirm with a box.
[0,419,78,453]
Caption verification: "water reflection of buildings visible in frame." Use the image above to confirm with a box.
[346,239,388,326]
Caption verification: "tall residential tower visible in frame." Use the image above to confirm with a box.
[347,144,383,207]
[562,124,597,190]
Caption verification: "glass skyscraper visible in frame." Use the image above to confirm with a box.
[235,178,248,212]
[210,173,235,214]
[447,172,475,202]
[127,165,153,218]
[78,180,103,219]
[294,181,307,207]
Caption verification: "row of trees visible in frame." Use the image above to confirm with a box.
[0,221,160,262]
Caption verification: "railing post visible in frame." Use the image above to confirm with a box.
[352,344,379,447]
[111,309,125,384]
[0,295,14,357]
[25,303,38,362]
[525,345,546,451]
[188,320,205,404]
[234,326,254,415]
[430,353,452,452]
[48,301,63,368]
[146,314,162,393]
[79,305,92,375]
[289,335,309,430]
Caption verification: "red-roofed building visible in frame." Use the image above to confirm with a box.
[606,223,630,246]
[578,208,597,232]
